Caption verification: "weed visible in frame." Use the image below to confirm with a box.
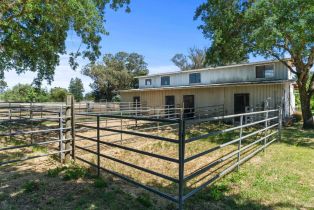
[22,180,41,193]
[136,193,153,208]
[93,177,108,188]
[63,165,86,181]
[47,166,67,177]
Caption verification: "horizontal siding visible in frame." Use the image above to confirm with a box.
[139,62,289,88]
[120,84,287,115]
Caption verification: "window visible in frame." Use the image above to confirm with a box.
[256,65,274,78]
[145,78,152,86]
[189,73,201,84]
[161,76,170,86]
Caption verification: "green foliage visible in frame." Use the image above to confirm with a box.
[93,177,108,188]
[50,87,68,102]
[63,165,87,181]
[195,0,314,128]
[171,47,208,70]
[83,52,149,101]
[135,193,153,208]
[0,0,131,86]
[3,84,49,102]
[23,180,41,193]
[68,77,84,102]
[47,166,67,177]
[84,92,95,101]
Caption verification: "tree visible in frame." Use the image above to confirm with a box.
[69,78,84,102]
[50,87,68,102]
[0,0,130,86]
[195,0,314,129]
[171,47,207,70]
[3,84,49,102]
[0,80,7,93]
[83,52,149,101]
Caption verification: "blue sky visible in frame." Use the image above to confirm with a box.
[5,0,264,93]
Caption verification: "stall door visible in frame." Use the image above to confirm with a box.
[183,95,195,119]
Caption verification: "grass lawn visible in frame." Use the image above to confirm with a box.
[0,124,313,210]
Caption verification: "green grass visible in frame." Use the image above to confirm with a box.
[1,124,313,210]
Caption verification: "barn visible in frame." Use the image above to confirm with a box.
[119,60,295,117]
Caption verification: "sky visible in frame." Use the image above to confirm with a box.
[5,0,265,93]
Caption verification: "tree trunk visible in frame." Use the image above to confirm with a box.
[298,85,314,129]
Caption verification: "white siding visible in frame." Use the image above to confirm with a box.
[139,62,290,88]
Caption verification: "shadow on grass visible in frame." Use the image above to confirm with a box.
[281,124,314,148]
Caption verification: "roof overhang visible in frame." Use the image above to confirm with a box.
[119,80,295,93]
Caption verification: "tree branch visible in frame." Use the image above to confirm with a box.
[267,50,297,74]
[305,47,314,70]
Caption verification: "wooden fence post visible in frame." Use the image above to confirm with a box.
[64,95,72,163]
[59,105,64,163]
[71,96,76,161]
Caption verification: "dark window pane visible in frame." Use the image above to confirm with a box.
[161,76,170,86]
[145,79,152,85]
[189,73,201,83]
[256,66,265,78]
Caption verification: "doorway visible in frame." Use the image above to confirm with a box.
[165,96,175,118]
[183,95,195,118]
[234,94,250,114]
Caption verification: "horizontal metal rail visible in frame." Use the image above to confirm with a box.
[75,156,178,203]
[76,145,178,183]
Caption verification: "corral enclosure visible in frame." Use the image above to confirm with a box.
[0,98,282,209]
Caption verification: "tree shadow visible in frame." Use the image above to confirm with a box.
[281,124,314,148]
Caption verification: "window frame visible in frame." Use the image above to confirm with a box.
[189,72,201,84]
[145,78,152,86]
[255,64,275,79]
[161,76,170,86]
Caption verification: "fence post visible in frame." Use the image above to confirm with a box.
[237,115,243,171]
[264,110,269,153]
[59,105,64,163]
[120,112,123,142]
[178,115,186,210]
[30,102,33,143]
[8,102,12,141]
[65,95,72,163]
[278,107,282,141]
[97,115,100,176]
[71,96,76,161]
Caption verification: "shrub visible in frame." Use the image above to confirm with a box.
[23,180,41,193]
[292,111,303,122]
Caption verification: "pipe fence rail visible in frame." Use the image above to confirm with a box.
[73,107,282,210]
[0,97,75,166]
[0,97,282,210]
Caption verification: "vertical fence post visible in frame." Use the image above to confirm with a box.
[30,102,33,143]
[97,115,100,176]
[264,110,269,153]
[8,102,12,141]
[71,96,76,161]
[65,95,72,163]
[237,115,243,171]
[120,112,123,142]
[59,106,64,163]
[178,116,186,210]
[278,107,282,141]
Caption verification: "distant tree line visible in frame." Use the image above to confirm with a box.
[1,77,85,102]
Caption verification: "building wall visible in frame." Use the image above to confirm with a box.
[120,83,291,115]
[138,62,290,89]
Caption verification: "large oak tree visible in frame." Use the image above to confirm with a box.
[0,0,130,86]
[195,0,314,129]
